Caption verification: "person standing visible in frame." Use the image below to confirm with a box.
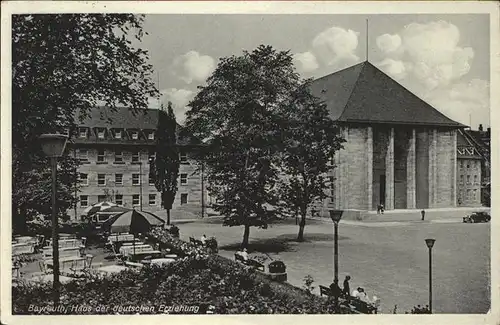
[343,275,351,298]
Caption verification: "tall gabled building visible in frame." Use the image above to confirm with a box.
[67,107,204,221]
[309,61,466,212]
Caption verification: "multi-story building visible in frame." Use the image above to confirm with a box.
[456,129,482,206]
[67,107,204,221]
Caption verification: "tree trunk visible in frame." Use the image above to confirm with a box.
[297,205,307,242]
[242,224,250,248]
[167,208,171,225]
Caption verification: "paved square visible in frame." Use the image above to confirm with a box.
[177,217,490,314]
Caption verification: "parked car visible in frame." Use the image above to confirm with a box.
[463,212,491,223]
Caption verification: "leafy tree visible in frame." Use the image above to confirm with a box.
[12,14,157,231]
[277,82,345,241]
[153,102,180,225]
[185,45,300,248]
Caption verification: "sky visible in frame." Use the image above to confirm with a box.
[139,14,490,129]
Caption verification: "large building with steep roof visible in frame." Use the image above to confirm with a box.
[310,61,466,212]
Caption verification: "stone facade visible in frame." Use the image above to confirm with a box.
[329,125,458,211]
[68,146,204,220]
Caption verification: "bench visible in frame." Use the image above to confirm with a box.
[42,246,82,259]
[119,244,154,256]
[349,298,378,314]
[319,285,333,297]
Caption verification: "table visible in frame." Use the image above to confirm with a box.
[29,274,74,284]
[97,265,128,275]
[45,256,86,272]
[149,258,176,267]
[119,245,154,255]
[127,250,162,262]
[12,243,35,255]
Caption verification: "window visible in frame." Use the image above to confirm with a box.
[97,128,105,139]
[97,150,106,163]
[98,195,106,203]
[180,151,188,163]
[466,175,471,184]
[78,149,88,162]
[474,175,478,184]
[98,174,106,186]
[115,194,123,205]
[467,163,470,169]
[79,173,88,186]
[149,194,156,205]
[80,195,88,207]
[148,132,155,140]
[115,174,123,185]
[114,151,123,163]
[149,175,155,186]
[148,150,155,161]
[132,151,140,163]
[132,195,140,206]
[466,189,471,199]
[131,131,139,140]
[180,173,188,185]
[180,193,188,205]
[79,128,88,138]
[460,175,464,183]
[132,174,140,185]
[114,130,122,139]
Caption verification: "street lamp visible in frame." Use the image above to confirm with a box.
[139,161,143,211]
[425,238,436,313]
[329,209,343,283]
[39,134,68,306]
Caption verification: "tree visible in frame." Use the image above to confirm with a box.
[154,102,180,225]
[277,81,345,242]
[12,14,157,231]
[185,45,299,248]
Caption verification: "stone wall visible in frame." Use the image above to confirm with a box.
[435,130,456,207]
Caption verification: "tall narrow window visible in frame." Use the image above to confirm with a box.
[115,174,123,185]
[114,150,123,163]
[97,128,105,139]
[132,195,140,206]
[180,193,188,205]
[180,151,188,163]
[132,151,140,163]
[115,194,123,205]
[79,173,88,186]
[180,173,188,185]
[98,174,106,186]
[132,174,140,186]
[97,195,106,203]
[149,194,156,205]
[78,149,89,163]
[97,150,106,163]
[80,195,88,207]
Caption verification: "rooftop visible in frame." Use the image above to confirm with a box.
[309,61,465,128]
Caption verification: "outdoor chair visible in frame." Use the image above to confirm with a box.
[319,285,333,297]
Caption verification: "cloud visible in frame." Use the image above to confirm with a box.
[293,51,319,73]
[377,58,408,80]
[376,33,402,55]
[173,51,216,84]
[376,21,474,90]
[425,79,490,127]
[148,88,195,124]
[311,27,359,67]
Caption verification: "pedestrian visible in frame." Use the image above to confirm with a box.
[329,278,342,300]
[377,204,381,214]
[380,204,384,214]
[200,234,207,245]
[421,209,425,221]
[343,275,351,298]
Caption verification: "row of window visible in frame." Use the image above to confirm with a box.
[80,193,189,207]
[458,160,480,169]
[79,173,189,186]
[76,127,155,141]
[458,189,479,202]
[77,149,188,164]
[458,174,480,185]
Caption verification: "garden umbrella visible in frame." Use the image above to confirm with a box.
[82,201,118,217]
[102,209,165,255]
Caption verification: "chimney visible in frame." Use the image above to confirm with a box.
[479,124,483,131]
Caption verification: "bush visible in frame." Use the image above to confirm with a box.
[406,305,431,314]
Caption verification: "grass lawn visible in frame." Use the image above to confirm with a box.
[176,217,490,314]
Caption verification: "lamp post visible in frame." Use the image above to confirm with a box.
[425,238,436,313]
[329,209,343,283]
[139,161,143,211]
[39,134,68,306]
